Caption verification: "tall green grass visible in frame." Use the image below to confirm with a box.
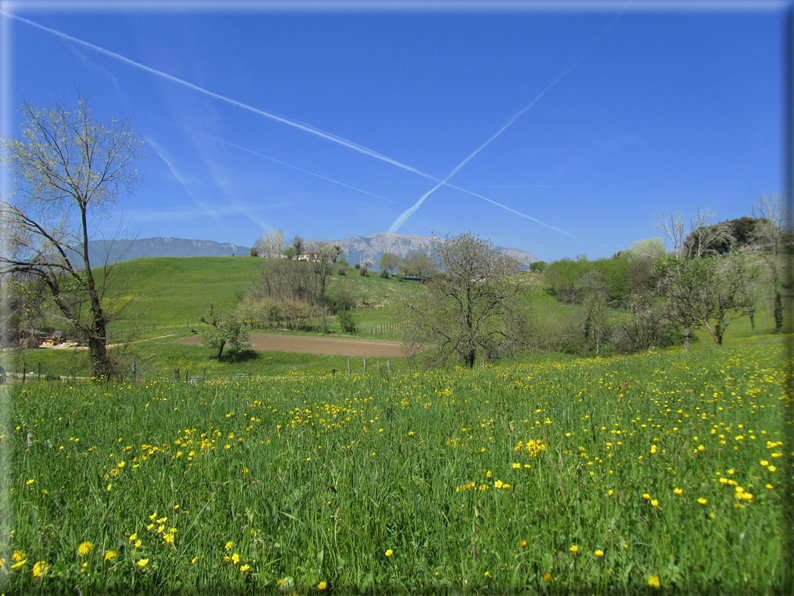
[5,339,788,593]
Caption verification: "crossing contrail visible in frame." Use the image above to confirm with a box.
[388,64,576,234]
[6,11,577,237]
[388,7,629,234]
[2,11,438,180]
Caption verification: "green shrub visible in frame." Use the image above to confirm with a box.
[379,269,390,279]
[337,310,357,333]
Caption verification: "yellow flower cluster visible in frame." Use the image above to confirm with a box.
[515,439,546,457]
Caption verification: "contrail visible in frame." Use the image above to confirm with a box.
[388,64,576,234]
[180,126,398,204]
[7,11,576,237]
[3,11,438,181]
[388,6,630,234]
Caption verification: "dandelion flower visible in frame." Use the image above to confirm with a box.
[512,463,521,469]
[134,540,142,548]
[648,575,660,587]
[650,445,657,454]
[231,553,240,564]
[595,549,604,557]
[385,549,393,557]
[698,498,708,505]
[673,488,683,495]
[768,465,777,472]
[32,560,46,578]
[78,541,94,556]
[137,558,149,567]
[318,580,327,590]
[570,545,579,553]
[520,540,528,548]
[104,551,117,561]
[129,533,138,542]
[241,564,250,572]
[608,489,614,496]
[12,551,25,562]
[224,541,233,551]
[26,479,35,485]
[543,572,552,582]
[651,500,659,507]
[191,557,198,564]
[642,493,651,500]
[760,460,770,466]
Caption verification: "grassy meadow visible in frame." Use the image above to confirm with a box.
[3,335,789,594]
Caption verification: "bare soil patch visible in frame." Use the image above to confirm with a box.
[177,333,406,357]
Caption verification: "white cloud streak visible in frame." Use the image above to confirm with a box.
[6,11,576,237]
[2,10,438,180]
[180,127,398,204]
[388,64,576,234]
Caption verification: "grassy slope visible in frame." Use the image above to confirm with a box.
[16,256,784,379]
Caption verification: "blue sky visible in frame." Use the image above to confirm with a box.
[1,1,788,262]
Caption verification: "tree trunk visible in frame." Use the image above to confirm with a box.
[464,348,476,368]
[87,296,113,379]
[217,341,226,360]
[684,326,691,352]
[749,309,756,336]
[774,291,783,333]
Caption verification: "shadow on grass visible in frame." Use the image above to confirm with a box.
[218,349,260,363]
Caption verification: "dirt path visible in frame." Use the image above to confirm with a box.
[178,333,406,357]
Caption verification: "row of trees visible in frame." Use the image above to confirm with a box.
[397,197,789,368]
[538,201,789,357]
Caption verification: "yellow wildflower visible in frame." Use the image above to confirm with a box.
[78,541,94,556]
[648,575,660,587]
[104,551,117,561]
[137,558,149,567]
[32,560,46,578]
[385,549,393,557]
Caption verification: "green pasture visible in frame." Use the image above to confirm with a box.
[3,338,788,593]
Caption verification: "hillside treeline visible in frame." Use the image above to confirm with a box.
[534,204,790,358]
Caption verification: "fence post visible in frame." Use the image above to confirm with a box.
[174,368,180,382]
[347,359,351,375]
[38,362,42,381]
[22,363,26,384]
[387,359,391,375]
[378,359,381,374]
[331,368,336,376]
[363,357,367,373]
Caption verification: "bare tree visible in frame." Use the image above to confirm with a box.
[0,96,144,378]
[656,210,686,256]
[397,232,532,368]
[254,228,285,258]
[751,193,789,333]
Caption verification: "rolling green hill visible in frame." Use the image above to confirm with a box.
[93,256,423,331]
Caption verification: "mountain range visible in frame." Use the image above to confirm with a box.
[330,233,539,266]
[84,234,538,268]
